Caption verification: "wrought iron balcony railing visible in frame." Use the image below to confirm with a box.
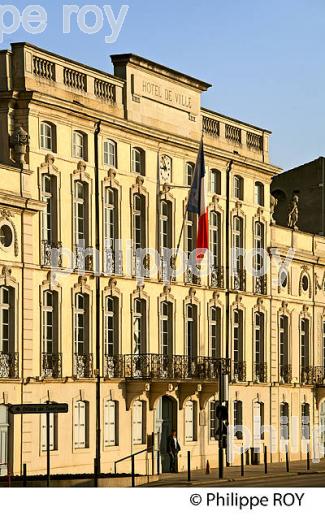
[279,364,292,384]
[104,354,231,381]
[42,353,62,379]
[254,275,267,295]
[301,366,316,385]
[74,353,94,379]
[232,270,246,291]
[132,254,151,279]
[231,361,246,382]
[210,266,224,289]
[185,266,201,286]
[104,248,123,276]
[0,352,19,379]
[313,367,325,385]
[74,246,94,271]
[253,362,268,383]
[41,240,63,268]
[160,258,176,283]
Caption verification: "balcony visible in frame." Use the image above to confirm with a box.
[74,354,94,379]
[74,246,94,272]
[210,266,224,289]
[0,353,19,379]
[253,362,268,383]
[160,258,176,283]
[185,266,201,286]
[254,275,267,295]
[233,270,246,291]
[41,240,63,268]
[279,364,292,384]
[132,254,151,279]
[231,361,246,382]
[104,354,231,381]
[301,367,315,385]
[312,367,325,385]
[104,248,123,276]
[42,353,62,379]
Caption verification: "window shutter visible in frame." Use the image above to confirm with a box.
[132,401,143,445]
[41,413,55,451]
[79,402,86,448]
[253,402,261,443]
[185,401,194,442]
[0,428,8,465]
[104,400,116,447]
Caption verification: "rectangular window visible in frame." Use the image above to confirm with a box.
[41,412,58,452]
[301,403,310,440]
[132,400,145,445]
[300,318,310,370]
[209,400,219,440]
[104,140,117,167]
[185,400,197,442]
[280,402,289,440]
[104,400,118,447]
[74,401,89,449]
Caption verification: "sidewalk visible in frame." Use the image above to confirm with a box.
[143,458,325,487]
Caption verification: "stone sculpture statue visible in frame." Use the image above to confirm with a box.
[288,194,299,230]
[270,194,278,224]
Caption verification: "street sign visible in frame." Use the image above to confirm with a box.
[9,403,68,415]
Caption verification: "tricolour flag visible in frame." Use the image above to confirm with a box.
[187,139,208,262]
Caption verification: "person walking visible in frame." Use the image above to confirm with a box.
[167,429,181,473]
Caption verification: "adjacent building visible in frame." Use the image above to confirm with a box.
[0,42,325,478]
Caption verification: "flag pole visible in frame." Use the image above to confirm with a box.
[174,133,204,266]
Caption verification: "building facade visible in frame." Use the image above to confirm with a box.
[0,43,325,477]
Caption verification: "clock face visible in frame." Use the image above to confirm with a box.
[160,154,172,183]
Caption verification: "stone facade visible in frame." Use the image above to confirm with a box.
[0,42,324,478]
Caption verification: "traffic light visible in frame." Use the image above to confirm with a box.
[215,404,228,447]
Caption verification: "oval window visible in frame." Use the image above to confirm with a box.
[0,225,13,248]
[302,275,309,292]
[279,269,288,288]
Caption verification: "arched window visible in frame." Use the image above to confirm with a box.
[233,175,244,200]
[255,182,264,206]
[210,211,221,271]
[301,403,310,440]
[42,290,60,378]
[0,286,14,356]
[73,131,88,160]
[133,298,146,355]
[186,162,195,186]
[74,294,91,378]
[40,121,57,152]
[104,296,119,357]
[210,169,221,194]
[160,301,173,357]
[300,318,310,378]
[279,315,289,383]
[233,309,244,381]
[133,194,146,252]
[186,304,198,359]
[254,312,265,382]
[233,216,244,290]
[41,174,58,246]
[254,222,265,294]
[210,306,221,358]
[104,187,119,274]
[132,147,145,175]
[160,200,172,252]
[73,181,89,248]
[253,401,265,441]
[103,139,117,167]
[74,400,89,449]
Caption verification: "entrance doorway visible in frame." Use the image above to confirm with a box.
[155,396,177,472]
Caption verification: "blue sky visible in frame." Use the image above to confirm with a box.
[3,0,325,169]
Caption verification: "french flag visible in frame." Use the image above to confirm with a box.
[187,139,209,262]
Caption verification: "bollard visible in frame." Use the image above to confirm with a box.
[264,446,268,474]
[23,464,27,488]
[131,454,135,488]
[219,446,224,479]
[206,460,210,475]
[187,451,191,482]
[241,448,245,477]
[157,450,160,475]
[307,444,310,471]
[285,445,290,473]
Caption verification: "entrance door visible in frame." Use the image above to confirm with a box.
[0,405,9,476]
[155,397,177,472]
[320,401,325,458]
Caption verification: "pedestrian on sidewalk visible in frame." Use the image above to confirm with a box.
[167,429,181,473]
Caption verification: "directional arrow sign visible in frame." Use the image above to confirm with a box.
[9,403,68,415]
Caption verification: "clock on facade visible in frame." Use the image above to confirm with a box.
[159,154,172,183]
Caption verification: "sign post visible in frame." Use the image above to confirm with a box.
[9,403,68,487]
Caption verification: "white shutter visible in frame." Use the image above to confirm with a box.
[104,400,116,447]
[41,413,55,451]
[253,402,261,443]
[185,401,194,442]
[0,428,8,465]
[132,401,143,445]
[74,401,87,449]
